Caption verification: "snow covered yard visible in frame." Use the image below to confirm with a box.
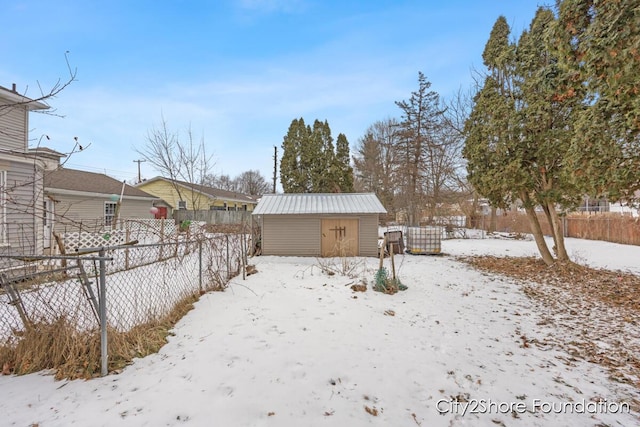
[0,236,639,426]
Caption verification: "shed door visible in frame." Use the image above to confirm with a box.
[321,218,359,257]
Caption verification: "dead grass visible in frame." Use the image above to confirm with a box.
[203,223,246,234]
[458,255,640,398]
[0,293,199,380]
[461,256,640,312]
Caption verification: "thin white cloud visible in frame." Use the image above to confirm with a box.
[236,0,308,14]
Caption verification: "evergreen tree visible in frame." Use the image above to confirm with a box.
[465,9,586,265]
[334,133,354,192]
[464,14,560,264]
[280,118,352,193]
[310,120,335,192]
[516,7,582,261]
[557,0,640,203]
[280,118,311,193]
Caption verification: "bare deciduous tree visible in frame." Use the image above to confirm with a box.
[234,170,270,196]
[136,114,214,210]
[353,118,400,220]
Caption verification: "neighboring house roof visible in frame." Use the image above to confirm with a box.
[45,168,158,200]
[27,147,66,159]
[252,193,387,215]
[0,84,49,110]
[138,176,257,204]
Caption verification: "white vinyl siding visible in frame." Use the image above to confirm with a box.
[48,193,154,233]
[0,170,6,245]
[0,160,43,256]
[0,106,28,152]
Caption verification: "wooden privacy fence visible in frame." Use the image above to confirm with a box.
[565,214,640,246]
[483,212,640,246]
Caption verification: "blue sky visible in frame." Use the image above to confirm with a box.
[1,0,546,187]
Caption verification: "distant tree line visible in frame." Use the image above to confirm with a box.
[204,169,271,197]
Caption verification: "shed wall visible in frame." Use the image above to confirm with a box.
[260,213,380,257]
[358,214,380,257]
[261,215,320,256]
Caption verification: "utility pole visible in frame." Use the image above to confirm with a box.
[133,159,146,183]
[272,146,277,193]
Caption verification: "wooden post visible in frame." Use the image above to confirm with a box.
[390,243,396,280]
[241,233,246,280]
[379,236,386,270]
[53,231,67,268]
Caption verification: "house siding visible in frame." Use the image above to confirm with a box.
[137,179,256,212]
[49,193,154,233]
[258,213,379,257]
[0,106,27,152]
[0,159,42,258]
[137,180,202,211]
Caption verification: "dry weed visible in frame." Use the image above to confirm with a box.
[0,293,199,380]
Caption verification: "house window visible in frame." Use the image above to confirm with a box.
[0,171,6,244]
[223,202,227,210]
[104,202,117,226]
[242,204,247,211]
[178,200,187,210]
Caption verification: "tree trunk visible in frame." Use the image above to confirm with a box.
[540,204,558,256]
[546,202,569,261]
[521,193,554,266]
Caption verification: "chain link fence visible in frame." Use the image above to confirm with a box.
[0,224,250,374]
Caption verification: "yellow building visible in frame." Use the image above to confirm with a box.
[136,177,257,215]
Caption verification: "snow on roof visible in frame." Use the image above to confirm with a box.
[252,193,387,215]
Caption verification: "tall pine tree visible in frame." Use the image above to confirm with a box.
[334,133,354,192]
[280,118,354,193]
[465,9,588,265]
[558,0,640,204]
[280,118,312,193]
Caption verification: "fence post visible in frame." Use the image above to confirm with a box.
[199,239,203,293]
[125,227,130,270]
[98,248,108,377]
[226,235,230,280]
